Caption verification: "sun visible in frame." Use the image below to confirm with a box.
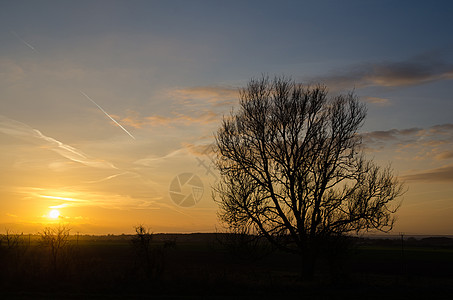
[48,209,60,219]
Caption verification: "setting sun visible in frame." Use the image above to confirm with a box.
[48,209,60,219]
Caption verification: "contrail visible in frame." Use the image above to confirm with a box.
[84,172,131,183]
[80,91,136,140]
[10,30,38,52]
[0,115,117,169]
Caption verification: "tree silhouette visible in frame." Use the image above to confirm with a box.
[213,75,404,279]
[131,224,153,272]
[131,224,165,279]
[39,225,71,274]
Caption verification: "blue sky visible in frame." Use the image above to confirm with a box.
[1,0,453,234]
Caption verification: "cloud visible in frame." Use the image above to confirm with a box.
[149,111,219,126]
[84,172,134,184]
[403,165,453,182]
[362,123,453,163]
[119,85,236,129]
[183,142,216,157]
[362,124,453,181]
[436,151,453,160]
[361,127,422,143]
[315,55,453,89]
[169,86,238,107]
[134,148,187,167]
[363,97,391,106]
[20,186,162,211]
[120,110,220,128]
[362,124,453,145]
[429,124,453,134]
[0,115,116,169]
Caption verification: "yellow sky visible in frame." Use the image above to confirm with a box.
[1,1,453,235]
[1,104,453,235]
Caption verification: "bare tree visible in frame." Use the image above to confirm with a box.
[131,224,164,279]
[40,225,71,274]
[131,224,153,267]
[213,75,405,279]
[3,229,24,250]
[1,229,28,275]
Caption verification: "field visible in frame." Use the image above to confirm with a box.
[1,233,453,299]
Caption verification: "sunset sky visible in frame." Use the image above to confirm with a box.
[1,0,453,235]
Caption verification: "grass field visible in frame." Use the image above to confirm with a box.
[1,233,452,299]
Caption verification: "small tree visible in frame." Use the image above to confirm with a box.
[131,224,153,261]
[40,225,71,274]
[4,229,22,249]
[1,229,28,276]
[131,224,163,278]
[214,75,404,279]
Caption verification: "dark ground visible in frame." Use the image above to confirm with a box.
[1,233,453,299]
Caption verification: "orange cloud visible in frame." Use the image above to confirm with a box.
[362,123,453,164]
[363,96,391,106]
[436,151,453,160]
[170,86,238,107]
[118,85,237,129]
[183,142,216,156]
[314,55,453,89]
[0,115,117,169]
[120,111,220,128]
[403,164,453,182]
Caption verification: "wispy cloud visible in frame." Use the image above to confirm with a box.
[429,124,453,134]
[362,123,453,161]
[183,142,215,157]
[403,165,453,182]
[84,172,134,184]
[315,55,453,89]
[120,110,219,129]
[362,124,453,179]
[169,86,238,107]
[118,85,235,129]
[0,115,116,169]
[134,148,187,167]
[361,123,453,183]
[150,111,219,126]
[362,127,423,143]
[20,187,162,211]
[363,96,392,106]
[435,151,453,160]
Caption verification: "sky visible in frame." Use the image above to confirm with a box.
[1,0,453,235]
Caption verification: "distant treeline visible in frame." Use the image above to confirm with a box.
[2,232,452,247]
